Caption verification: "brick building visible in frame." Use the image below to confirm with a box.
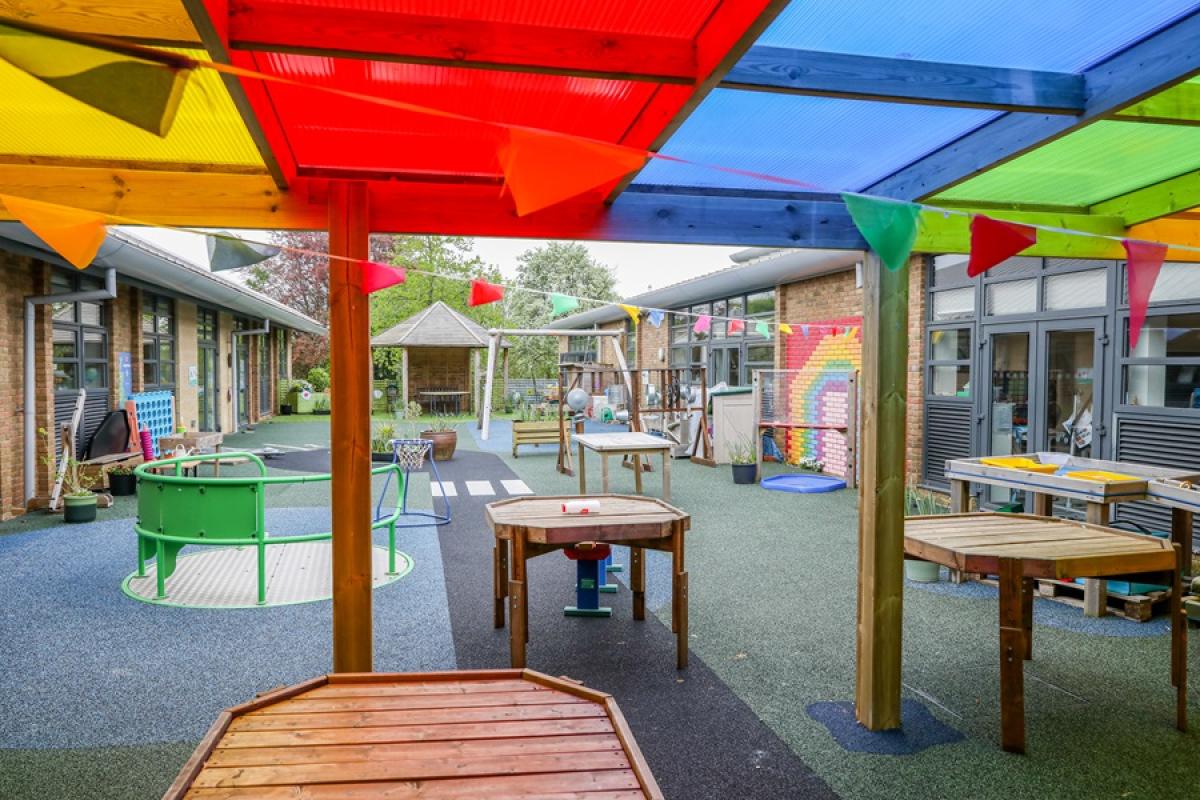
[0,224,324,520]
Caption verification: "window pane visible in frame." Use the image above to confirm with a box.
[52,301,75,322]
[986,279,1037,316]
[84,364,106,388]
[710,300,727,339]
[143,341,155,361]
[747,344,773,363]
[1125,365,1200,408]
[690,345,704,364]
[52,327,76,360]
[1149,262,1200,303]
[143,363,156,386]
[78,301,102,326]
[54,363,77,391]
[1044,269,1106,310]
[930,365,971,397]
[160,362,176,385]
[931,328,970,361]
[157,314,171,335]
[142,312,156,333]
[1130,313,1200,358]
[83,330,105,360]
[931,287,974,321]
[160,340,175,363]
[747,291,775,315]
[671,325,689,344]
[670,347,688,367]
[987,256,1041,278]
[932,254,969,286]
[51,273,73,293]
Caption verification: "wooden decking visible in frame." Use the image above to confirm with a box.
[167,670,662,799]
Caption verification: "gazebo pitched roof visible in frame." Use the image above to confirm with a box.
[370,301,505,348]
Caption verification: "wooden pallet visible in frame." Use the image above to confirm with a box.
[975,576,1170,622]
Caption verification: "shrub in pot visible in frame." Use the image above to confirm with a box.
[420,416,458,461]
[371,422,397,463]
[108,465,137,496]
[729,438,758,485]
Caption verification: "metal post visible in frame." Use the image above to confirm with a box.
[481,332,498,438]
[328,181,373,673]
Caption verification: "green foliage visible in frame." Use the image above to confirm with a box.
[504,243,618,379]
[728,437,758,466]
[306,367,330,392]
[371,422,396,454]
[905,484,950,516]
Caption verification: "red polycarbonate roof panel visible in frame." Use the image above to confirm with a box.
[252,53,663,176]
[278,0,723,37]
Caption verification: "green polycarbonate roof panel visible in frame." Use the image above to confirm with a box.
[758,0,1200,72]
[934,120,1200,207]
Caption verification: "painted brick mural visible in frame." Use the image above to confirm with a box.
[781,316,862,477]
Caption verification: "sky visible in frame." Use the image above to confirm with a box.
[127,228,742,297]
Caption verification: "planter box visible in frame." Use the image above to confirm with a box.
[512,421,559,458]
[287,390,329,414]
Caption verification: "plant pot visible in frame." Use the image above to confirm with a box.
[63,493,98,523]
[904,559,941,583]
[280,404,293,416]
[731,463,757,484]
[421,429,458,461]
[108,473,137,496]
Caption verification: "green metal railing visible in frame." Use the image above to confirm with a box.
[134,451,405,604]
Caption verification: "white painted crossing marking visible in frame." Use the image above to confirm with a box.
[465,480,496,496]
[431,482,458,498]
[500,479,533,496]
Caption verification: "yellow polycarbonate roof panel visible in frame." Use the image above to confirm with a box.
[0,49,265,170]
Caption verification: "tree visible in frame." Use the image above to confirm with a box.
[244,231,396,375]
[369,236,504,377]
[503,242,618,378]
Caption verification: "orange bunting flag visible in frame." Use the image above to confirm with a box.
[1123,239,1167,352]
[0,194,106,269]
[469,278,505,307]
[497,127,648,216]
[968,215,1037,277]
[359,261,406,294]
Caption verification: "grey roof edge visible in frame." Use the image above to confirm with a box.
[0,223,326,335]
[369,300,509,348]
[546,247,864,329]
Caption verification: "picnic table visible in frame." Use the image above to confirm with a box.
[164,669,664,799]
[486,495,690,669]
[574,432,673,501]
[905,513,1187,753]
[419,389,469,415]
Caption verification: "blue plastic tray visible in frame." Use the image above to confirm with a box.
[761,474,847,493]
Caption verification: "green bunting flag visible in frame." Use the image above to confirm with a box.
[550,293,579,316]
[754,321,771,338]
[841,193,921,272]
[0,20,193,137]
[207,233,281,272]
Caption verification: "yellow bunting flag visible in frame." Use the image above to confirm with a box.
[0,195,107,269]
[779,324,793,335]
[619,304,640,324]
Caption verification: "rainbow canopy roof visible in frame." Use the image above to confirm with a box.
[4,0,1200,256]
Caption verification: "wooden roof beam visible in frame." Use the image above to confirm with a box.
[224,0,698,84]
[722,47,1086,113]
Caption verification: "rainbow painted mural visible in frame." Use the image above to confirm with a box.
[780,317,862,477]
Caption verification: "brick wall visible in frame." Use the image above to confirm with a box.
[637,314,669,370]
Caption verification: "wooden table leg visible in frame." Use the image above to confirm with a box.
[1084,503,1111,618]
[1172,509,1193,578]
[631,547,645,621]
[632,453,644,495]
[662,450,672,502]
[578,443,587,494]
[673,521,688,669]
[998,557,1027,754]
[1170,545,1188,732]
[1031,493,1053,517]
[509,530,527,668]
[948,479,971,583]
[493,539,509,629]
[601,453,610,493]
[1022,577,1034,661]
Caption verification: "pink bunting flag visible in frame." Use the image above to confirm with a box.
[360,261,406,294]
[693,314,711,334]
[1123,239,1167,352]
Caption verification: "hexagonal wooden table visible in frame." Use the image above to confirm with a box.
[164,669,663,798]
[486,495,690,670]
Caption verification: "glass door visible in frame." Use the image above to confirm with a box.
[1040,324,1103,459]
[709,344,742,387]
[982,327,1031,505]
[236,338,250,428]
[198,345,218,431]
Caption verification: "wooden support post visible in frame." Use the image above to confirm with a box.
[998,557,1027,754]
[1083,503,1110,618]
[854,253,908,731]
[328,181,372,674]
[400,347,409,411]
[1170,544,1188,732]
[1171,508,1193,576]
[1031,493,1053,517]
[949,479,971,513]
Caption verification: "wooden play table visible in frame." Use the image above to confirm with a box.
[165,669,663,799]
[905,513,1187,753]
[486,495,690,669]
[574,432,673,501]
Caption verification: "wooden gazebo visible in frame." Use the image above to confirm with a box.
[370,301,507,414]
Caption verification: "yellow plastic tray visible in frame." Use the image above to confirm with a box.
[1064,470,1140,483]
[980,456,1059,474]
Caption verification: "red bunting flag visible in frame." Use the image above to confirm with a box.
[1123,239,1167,352]
[469,278,505,307]
[497,127,648,216]
[360,261,406,294]
[727,319,745,334]
[968,215,1038,277]
[0,194,107,269]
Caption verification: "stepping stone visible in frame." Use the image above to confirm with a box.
[500,479,533,495]
[465,480,495,496]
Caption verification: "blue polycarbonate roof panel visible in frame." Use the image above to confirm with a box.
[758,0,1200,72]
[634,91,998,192]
